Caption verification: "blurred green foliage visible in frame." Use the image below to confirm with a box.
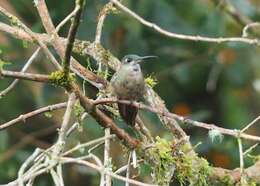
[0,0,259,185]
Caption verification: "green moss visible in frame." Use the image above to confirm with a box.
[49,70,75,89]
[239,177,258,186]
[209,174,233,186]
[73,101,84,132]
[144,137,211,186]
[153,137,175,185]
[172,151,210,186]
[222,175,234,186]
[216,175,258,186]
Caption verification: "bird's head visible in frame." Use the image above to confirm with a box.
[121,54,157,65]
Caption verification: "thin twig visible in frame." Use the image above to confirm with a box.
[115,159,144,174]
[242,22,260,37]
[62,135,115,156]
[66,112,88,137]
[241,115,260,133]
[104,128,112,186]
[125,152,132,186]
[110,0,260,45]
[0,102,66,131]
[0,47,41,98]
[60,157,158,186]
[243,143,259,156]
[0,6,61,69]
[237,137,244,174]
[95,3,114,43]
[18,148,41,186]
[0,70,50,83]
[55,7,79,34]
[35,0,107,88]
[210,0,251,27]
[53,93,76,155]
[57,164,64,186]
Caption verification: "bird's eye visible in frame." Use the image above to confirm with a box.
[125,58,131,63]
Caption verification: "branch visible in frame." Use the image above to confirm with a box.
[35,0,107,88]
[53,93,76,155]
[60,157,157,186]
[74,88,140,148]
[0,48,41,98]
[62,135,115,156]
[0,70,50,83]
[104,128,112,186]
[0,102,66,130]
[110,0,260,45]
[34,0,139,148]
[241,115,260,133]
[95,2,115,44]
[93,98,260,142]
[63,0,85,78]
[210,0,251,26]
[0,6,61,69]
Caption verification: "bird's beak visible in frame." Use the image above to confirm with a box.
[137,55,158,63]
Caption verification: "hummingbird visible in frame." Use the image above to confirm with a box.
[111,54,157,126]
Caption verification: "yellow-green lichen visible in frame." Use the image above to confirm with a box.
[145,137,211,186]
[145,75,158,88]
[0,59,11,71]
[209,174,234,186]
[173,148,211,186]
[44,111,53,118]
[49,70,75,89]
[146,136,175,185]
[73,101,84,132]
[10,17,19,27]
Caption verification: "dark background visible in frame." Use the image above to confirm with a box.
[0,0,259,185]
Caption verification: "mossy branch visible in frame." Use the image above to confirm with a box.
[63,0,85,79]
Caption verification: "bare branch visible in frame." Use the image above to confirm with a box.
[243,143,259,156]
[55,8,79,34]
[0,48,41,98]
[110,0,260,45]
[241,115,260,133]
[53,93,76,155]
[35,0,107,88]
[237,138,244,174]
[0,102,66,131]
[60,157,157,186]
[104,128,112,186]
[0,6,61,69]
[93,98,260,142]
[0,70,50,83]
[63,135,115,156]
[210,0,252,26]
[95,3,114,44]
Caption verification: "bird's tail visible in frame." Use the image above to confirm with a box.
[118,103,138,126]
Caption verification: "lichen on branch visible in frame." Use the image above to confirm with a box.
[49,70,75,89]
